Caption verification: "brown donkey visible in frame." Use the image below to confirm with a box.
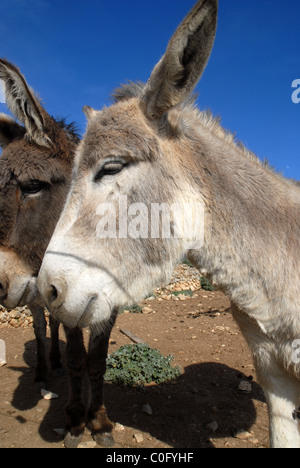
[0,59,115,448]
[39,0,300,448]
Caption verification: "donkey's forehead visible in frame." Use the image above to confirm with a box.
[1,138,48,163]
[79,100,158,169]
[0,139,66,183]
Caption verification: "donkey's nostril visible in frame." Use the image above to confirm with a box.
[45,280,67,311]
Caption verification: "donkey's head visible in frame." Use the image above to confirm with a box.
[0,59,78,309]
[38,0,218,329]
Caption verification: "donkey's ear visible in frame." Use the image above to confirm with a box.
[0,114,25,148]
[141,0,218,120]
[0,59,52,147]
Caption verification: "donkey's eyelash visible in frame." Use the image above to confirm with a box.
[19,180,50,196]
[94,160,128,182]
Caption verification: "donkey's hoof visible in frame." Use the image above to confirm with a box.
[64,431,84,449]
[93,431,114,448]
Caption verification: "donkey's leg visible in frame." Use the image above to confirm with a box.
[48,314,63,373]
[87,313,117,447]
[263,373,300,448]
[232,304,300,448]
[86,330,114,447]
[30,302,48,383]
[64,326,87,449]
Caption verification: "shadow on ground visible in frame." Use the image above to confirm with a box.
[8,336,265,448]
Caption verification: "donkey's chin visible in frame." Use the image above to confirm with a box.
[52,296,112,330]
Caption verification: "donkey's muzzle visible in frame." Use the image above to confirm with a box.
[40,277,67,315]
[38,250,114,329]
[38,271,92,329]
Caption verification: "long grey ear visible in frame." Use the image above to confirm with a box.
[0,113,25,148]
[140,0,218,120]
[0,59,52,147]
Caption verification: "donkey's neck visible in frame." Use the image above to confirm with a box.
[184,118,300,325]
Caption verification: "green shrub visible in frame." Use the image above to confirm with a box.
[172,289,194,297]
[200,276,214,291]
[105,343,181,387]
[182,258,194,267]
[118,304,143,314]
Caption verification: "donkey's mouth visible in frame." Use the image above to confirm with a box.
[77,296,98,329]
[17,278,38,307]
[49,296,98,329]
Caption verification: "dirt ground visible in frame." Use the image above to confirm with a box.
[0,281,276,449]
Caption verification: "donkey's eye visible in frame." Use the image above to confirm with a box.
[20,181,49,196]
[94,161,126,182]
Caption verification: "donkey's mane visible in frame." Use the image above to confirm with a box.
[0,112,80,146]
[112,81,145,103]
[112,82,264,164]
[112,81,297,187]
[54,117,80,144]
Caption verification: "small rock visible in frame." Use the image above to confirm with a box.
[133,432,144,443]
[178,294,187,301]
[10,319,21,328]
[142,403,153,416]
[0,312,8,323]
[78,441,97,449]
[238,381,252,393]
[115,423,125,432]
[0,339,7,367]
[234,430,252,440]
[142,306,153,314]
[41,389,59,400]
[11,310,21,319]
[206,421,218,433]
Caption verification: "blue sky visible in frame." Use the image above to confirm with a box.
[0,0,299,179]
